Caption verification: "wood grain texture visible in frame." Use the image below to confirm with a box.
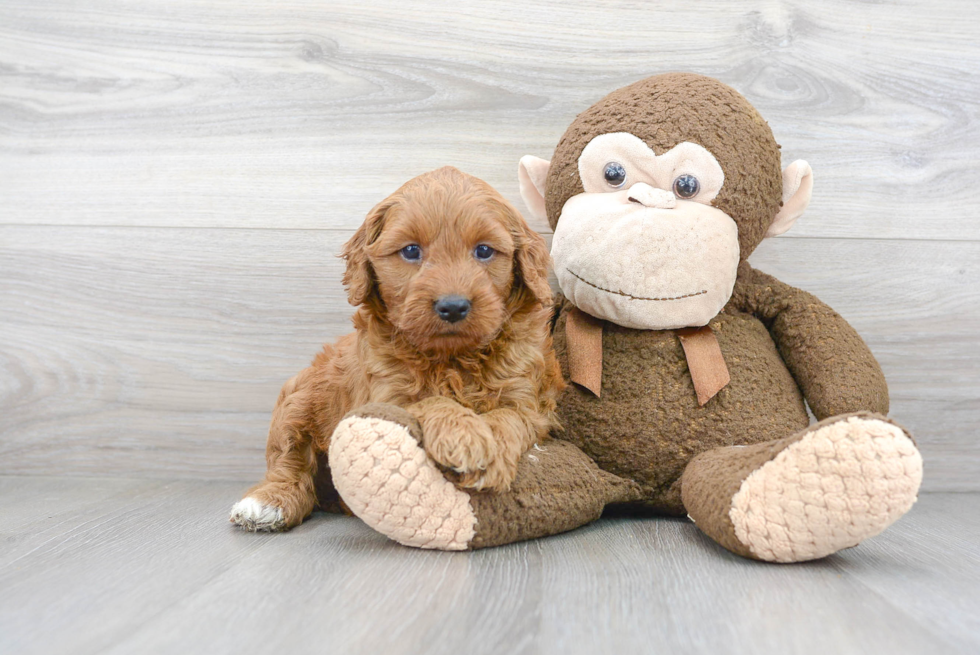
[0,477,977,655]
[1,1,978,487]
[1,0,978,239]
[1,226,977,489]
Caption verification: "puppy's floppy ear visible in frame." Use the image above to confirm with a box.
[512,211,553,308]
[342,199,392,306]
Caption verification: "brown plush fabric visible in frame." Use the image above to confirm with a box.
[552,295,811,514]
[544,72,783,259]
[467,440,641,549]
[341,403,423,442]
[550,257,890,515]
[539,74,892,541]
[680,412,913,560]
[728,262,889,418]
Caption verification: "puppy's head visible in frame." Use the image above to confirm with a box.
[342,166,551,354]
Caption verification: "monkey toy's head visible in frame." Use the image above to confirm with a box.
[519,72,813,330]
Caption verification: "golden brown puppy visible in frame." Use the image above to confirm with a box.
[230,166,564,532]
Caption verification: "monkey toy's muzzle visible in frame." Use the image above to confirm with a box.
[551,190,740,330]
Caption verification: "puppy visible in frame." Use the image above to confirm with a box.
[230,166,564,531]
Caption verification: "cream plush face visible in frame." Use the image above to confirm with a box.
[549,132,739,330]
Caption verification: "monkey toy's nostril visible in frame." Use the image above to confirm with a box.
[627,183,677,209]
[434,296,472,323]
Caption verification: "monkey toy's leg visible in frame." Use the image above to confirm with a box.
[328,404,641,550]
[681,413,923,563]
[230,368,321,532]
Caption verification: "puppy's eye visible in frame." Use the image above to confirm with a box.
[474,244,495,261]
[400,244,422,262]
[672,174,700,199]
[603,162,627,188]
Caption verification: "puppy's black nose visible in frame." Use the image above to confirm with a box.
[434,296,471,323]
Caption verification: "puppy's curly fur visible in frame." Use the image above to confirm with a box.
[231,167,564,531]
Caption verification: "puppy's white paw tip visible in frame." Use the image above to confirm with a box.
[229,496,285,532]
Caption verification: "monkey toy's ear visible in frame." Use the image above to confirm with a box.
[767,160,813,238]
[518,155,552,233]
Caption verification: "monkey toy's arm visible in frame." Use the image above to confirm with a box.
[730,262,889,419]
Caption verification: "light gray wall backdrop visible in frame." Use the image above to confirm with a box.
[1,0,977,490]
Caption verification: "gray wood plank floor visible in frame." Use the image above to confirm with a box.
[1,477,977,655]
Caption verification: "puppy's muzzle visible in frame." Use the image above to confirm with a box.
[434,296,471,323]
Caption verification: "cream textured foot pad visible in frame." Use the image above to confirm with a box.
[329,415,477,550]
[730,416,923,563]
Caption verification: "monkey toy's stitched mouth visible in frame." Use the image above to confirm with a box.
[568,269,707,302]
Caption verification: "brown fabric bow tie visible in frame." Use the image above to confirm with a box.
[565,307,730,405]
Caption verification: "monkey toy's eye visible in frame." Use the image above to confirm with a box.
[400,244,422,261]
[603,162,627,188]
[672,174,700,199]
[474,244,495,261]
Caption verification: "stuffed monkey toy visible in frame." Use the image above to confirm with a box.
[329,73,923,562]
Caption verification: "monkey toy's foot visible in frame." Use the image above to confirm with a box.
[329,403,640,551]
[682,412,923,563]
[328,404,477,550]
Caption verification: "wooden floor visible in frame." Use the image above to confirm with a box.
[1,478,977,655]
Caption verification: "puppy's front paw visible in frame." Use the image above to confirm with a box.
[424,411,494,473]
[410,397,518,492]
[457,457,518,493]
[230,497,286,532]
